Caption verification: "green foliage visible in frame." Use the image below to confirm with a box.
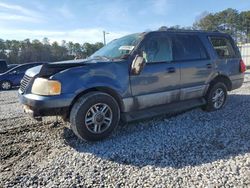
[239,11,250,39]
[194,9,250,43]
[0,38,104,64]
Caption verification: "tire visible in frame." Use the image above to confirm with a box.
[0,81,12,90]
[202,82,227,112]
[70,92,120,141]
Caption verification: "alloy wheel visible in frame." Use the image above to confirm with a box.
[85,103,113,134]
[1,81,11,90]
[212,88,225,109]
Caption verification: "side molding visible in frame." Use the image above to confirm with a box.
[180,85,209,100]
[122,85,208,112]
[122,89,179,112]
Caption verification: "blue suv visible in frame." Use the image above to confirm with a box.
[19,30,246,141]
[0,62,43,90]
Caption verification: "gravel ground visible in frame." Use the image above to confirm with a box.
[1,72,250,187]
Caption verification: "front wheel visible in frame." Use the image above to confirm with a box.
[202,82,227,112]
[70,92,120,141]
[1,81,12,90]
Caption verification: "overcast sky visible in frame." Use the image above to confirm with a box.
[0,0,249,43]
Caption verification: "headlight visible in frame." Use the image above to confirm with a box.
[31,78,61,96]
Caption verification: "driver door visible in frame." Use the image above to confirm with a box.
[130,33,181,110]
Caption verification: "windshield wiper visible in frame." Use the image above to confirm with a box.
[92,55,111,60]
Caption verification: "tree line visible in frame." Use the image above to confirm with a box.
[193,8,250,43]
[0,8,249,65]
[158,9,249,43]
[0,38,103,64]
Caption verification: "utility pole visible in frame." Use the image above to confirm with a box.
[103,31,109,45]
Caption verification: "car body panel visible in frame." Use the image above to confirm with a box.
[7,64,18,70]
[51,60,131,97]
[206,34,243,84]
[19,90,74,108]
[18,30,245,120]
[129,62,181,110]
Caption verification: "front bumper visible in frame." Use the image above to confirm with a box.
[18,89,74,117]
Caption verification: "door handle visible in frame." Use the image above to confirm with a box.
[206,63,212,69]
[167,67,176,73]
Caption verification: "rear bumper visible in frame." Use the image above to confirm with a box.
[231,78,244,90]
[18,89,74,117]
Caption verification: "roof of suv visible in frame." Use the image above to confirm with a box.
[146,29,228,36]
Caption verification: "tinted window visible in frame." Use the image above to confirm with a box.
[210,37,236,59]
[140,36,173,63]
[173,35,208,61]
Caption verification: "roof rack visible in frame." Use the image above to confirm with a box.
[157,26,222,33]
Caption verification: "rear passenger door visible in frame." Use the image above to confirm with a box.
[172,34,213,100]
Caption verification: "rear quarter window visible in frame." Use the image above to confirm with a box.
[209,36,237,59]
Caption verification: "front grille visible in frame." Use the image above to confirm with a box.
[20,74,32,93]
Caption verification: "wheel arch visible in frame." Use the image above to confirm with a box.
[68,86,124,117]
[209,74,232,91]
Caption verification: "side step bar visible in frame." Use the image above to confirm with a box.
[122,98,206,122]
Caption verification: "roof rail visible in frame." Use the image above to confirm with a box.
[156,27,222,33]
[212,30,222,33]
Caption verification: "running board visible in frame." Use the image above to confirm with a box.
[121,98,206,122]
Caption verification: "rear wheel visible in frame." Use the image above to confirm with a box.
[1,81,12,90]
[70,92,120,141]
[202,82,227,112]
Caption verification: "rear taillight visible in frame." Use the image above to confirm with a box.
[240,59,246,73]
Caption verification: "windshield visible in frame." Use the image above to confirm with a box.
[90,33,142,59]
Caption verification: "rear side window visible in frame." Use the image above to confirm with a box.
[209,37,236,59]
[173,35,208,61]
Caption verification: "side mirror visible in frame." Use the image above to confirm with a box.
[131,55,145,75]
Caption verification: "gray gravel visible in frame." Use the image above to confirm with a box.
[1,72,250,187]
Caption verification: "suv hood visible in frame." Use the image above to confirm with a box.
[26,59,96,78]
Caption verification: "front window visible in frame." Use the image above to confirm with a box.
[139,35,173,63]
[90,33,142,59]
